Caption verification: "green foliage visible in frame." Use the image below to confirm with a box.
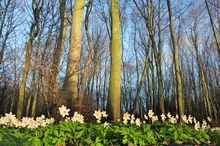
[0,121,218,146]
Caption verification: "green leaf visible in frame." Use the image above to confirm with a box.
[3,134,19,143]
[75,130,84,139]
[122,138,129,144]
[95,143,104,146]
[53,129,59,137]
[215,134,220,145]
[43,135,54,143]
[29,137,42,146]
[51,137,58,144]
[95,137,101,143]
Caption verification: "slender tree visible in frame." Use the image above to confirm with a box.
[167,0,184,117]
[79,0,93,103]
[17,0,42,120]
[47,0,67,116]
[133,0,165,114]
[108,0,121,120]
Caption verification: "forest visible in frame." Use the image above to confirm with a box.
[0,0,220,123]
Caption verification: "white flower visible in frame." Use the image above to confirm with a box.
[48,117,55,124]
[21,117,34,128]
[123,112,130,121]
[103,122,109,128]
[207,117,212,122]
[161,114,166,122]
[71,112,84,123]
[188,115,193,124]
[14,120,22,127]
[130,119,135,124]
[27,119,39,129]
[175,114,179,119]
[152,115,158,123]
[4,112,17,126]
[123,119,128,124]
[167,112,171,118]
[169,116,177,124]
[93,110,102,120]
[148,110,154,118]
[193,117,197,124]
[201,120,209,130]
[65,117,70,122]
[144,115,148,120]
[59,105,70,117]
[194,121,200,130]
[131,114,135,121]
[135,118,141,126]
[181,115,188,124]
[101,111,108,118]
[130,114,135,123]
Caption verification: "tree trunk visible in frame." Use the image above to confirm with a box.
[167,0,184,118]
[17,0,41,120]
[62,0,85,110]
[79,0,93,106]
[133,39,150,115]
[108,0,121,120]
[47,0,67,112]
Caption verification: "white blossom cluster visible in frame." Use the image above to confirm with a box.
[93,110,108,123]
[0,112,54,129]
[0,106,215,131]
[59,105,84,123]
[122,109,212,131]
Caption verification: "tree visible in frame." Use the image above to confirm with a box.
[79,0,93,105]
[47,0,67,117]
[132,0,165,114]
[17,0,42,120]
[0,0,18,66]
[61,0,85,110]
[166,0,184,118]
[108,0,121,120]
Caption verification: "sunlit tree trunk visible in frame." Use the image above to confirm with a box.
[26,45,39,117]
[62,0,85,109]
[167,0,184,117]
[17,0,41,120]
[108,0,121,120]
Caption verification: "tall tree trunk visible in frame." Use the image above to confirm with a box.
[147,0,165,114]
[79,0,93,106]
[47,0,67,113]
[133,39,150,115]
[17,0,41,119]
[62,0,85,110]
[192,28,213,119]
[133,0,165,114]
[108,0,121,120]
[167,0,184,118]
